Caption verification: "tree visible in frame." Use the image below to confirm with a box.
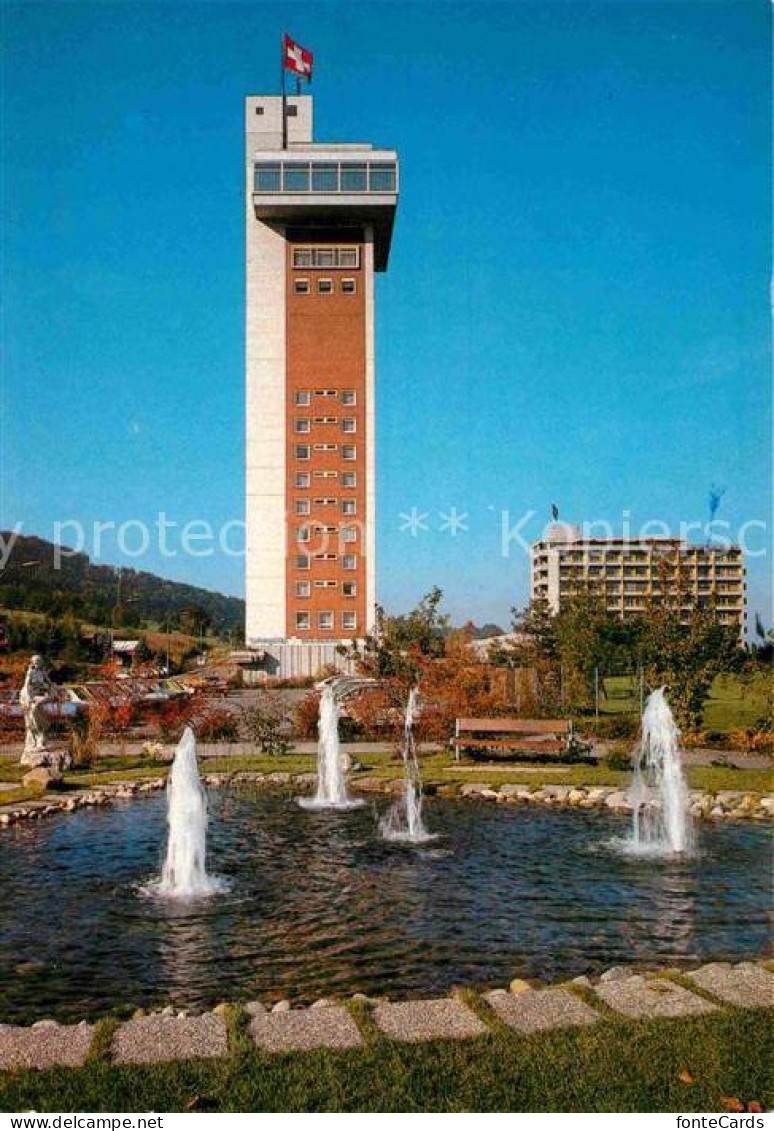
[638,602,740,730]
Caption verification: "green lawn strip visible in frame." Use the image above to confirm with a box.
[1,752,771,813]
[0,1008,770,1113]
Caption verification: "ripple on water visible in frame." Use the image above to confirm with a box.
[0,791,769,1022]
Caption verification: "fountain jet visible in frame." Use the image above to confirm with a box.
[151,727,226,897]
[298,684,365,810]
[626,687,693,856]
[380,687,435,843]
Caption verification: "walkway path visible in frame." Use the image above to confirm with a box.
[1,961,771,1071]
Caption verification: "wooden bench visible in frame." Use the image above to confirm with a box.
[452,717,579,762]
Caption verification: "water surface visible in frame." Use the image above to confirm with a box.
[0,790,769,1022]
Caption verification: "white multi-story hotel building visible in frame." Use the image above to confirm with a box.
[531,525,746,635]
[244,95,398,675]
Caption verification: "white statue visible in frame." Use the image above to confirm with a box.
[20,655,56,766]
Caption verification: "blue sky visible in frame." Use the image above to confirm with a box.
[2,0,770,629]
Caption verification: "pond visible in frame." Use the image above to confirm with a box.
[0,790,769,1023]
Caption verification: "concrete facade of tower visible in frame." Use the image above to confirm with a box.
[244,95,398,677]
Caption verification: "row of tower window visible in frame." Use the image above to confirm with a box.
[294,553,358,569]
[295,444,357,460]
[295,418,357,433]
[294,470,357,487]
[295,580,357,597]
[295,610,358,632]
[295,390,357,406]
[295,499,356,515]
[294,278,356,295]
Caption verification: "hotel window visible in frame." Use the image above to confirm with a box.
[314,553,337,561]
[295,444,310,460]
[342,553,357,570]
[311,163,338,192]
[317,278,333,295]
[314,470,338,479]
[294,471,311,488]
[341,278,356,295]
[254,162,281,192]
[341,500,356,516]
[318,611,334,631]
[283,163,310,192]
[316,248,336,268]
[314,416,337,425]
[342,445,357,461]
[338,248,359,267]
[314,580,338,590]
[342,581,357,597]
[294,418,311,434]
[295,580,311,598]
[295,611,310,631]
[341,471,357,488]
[341,162,367,192]
[314,443,337,453]
[295,553,310,570]
[315,525,337,534]
[341,390,357,406]
[314,388,337,397]
[293,279,310,295]
[293,249,313,268]
[294,499,311,516]
[368,162,397,192]
[294,390,311,406]
[296,526,310,544]
[342,611,357,632]
[342,418,356,434]
[314,497,337,506]
[341,526,357,543]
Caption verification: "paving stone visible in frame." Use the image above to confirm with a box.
[0,1021,94,1070]
[112,1013,228,1064]
[687,962,774,1008]
[373,998,488,1043]
[595,976,716,1019]
[483,988,599,1033]
[249,1005,363,1053]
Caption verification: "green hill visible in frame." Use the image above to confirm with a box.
[0,532,244,636]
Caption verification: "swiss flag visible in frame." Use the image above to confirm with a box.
[283,34,313,79]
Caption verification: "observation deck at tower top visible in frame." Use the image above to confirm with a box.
[246,94,398,270]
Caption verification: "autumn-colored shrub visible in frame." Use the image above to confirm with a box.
[196,707,239,743]
[294,692,321,740]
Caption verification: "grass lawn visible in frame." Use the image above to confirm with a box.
[601,672,771,730]
[0,1004,771,1113]
[1,746,771,808]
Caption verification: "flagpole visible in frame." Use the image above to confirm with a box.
[280,33,287,150]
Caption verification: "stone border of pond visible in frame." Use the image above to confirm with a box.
[0,960,771,1070]
[1,769,772,827]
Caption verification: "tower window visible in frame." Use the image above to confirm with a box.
[294,390,311,406]
[295,471,311,488]
[314,580,338,590]
[313,416,337,425]
[314,443,338,452]
[341,278,356,295]
[317,278,333,294]
[341,471,357,487]
[295,580,311,598]
[295,554,310,570]
[341,391,357,406]
[342,611,358,631]
[294,418,311,433]
[342,418,356,434]
[294,279,310,295]
[339,249,359,267]
[295,611,310,630]
[295,444,310,460]
[296,526,310,544]
[341,500,356,516]
[341,526,357,543]
[294,499,311,515]
[318,611,334,631]
[342,445,356,461]
[342,581,357,597]
[342,554,357,570]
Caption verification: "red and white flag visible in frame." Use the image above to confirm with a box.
[283,33,313,80]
